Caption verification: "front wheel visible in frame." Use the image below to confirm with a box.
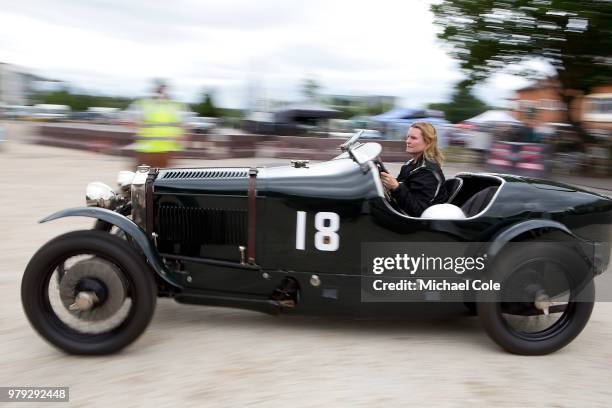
[478,241,595,355]
[21,230,157,355]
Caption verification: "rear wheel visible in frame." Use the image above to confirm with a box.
[478,241,594,355]
[21,230,156,355]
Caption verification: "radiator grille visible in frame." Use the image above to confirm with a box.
[157,206,248,245]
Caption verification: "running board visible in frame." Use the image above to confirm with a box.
[174,290,287,315]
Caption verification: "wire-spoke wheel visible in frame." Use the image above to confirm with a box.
[478,240,594,355]
[22,230,156,355]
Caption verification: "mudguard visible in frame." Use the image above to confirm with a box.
[40,207,182,289]
[487,219,578,259]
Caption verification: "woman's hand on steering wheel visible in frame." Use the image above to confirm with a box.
[380,172,399,191]
[376,160,406,214]
[375,159,397,190]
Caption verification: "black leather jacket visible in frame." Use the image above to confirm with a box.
[390,157,448,217]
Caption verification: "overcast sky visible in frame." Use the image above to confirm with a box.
[0,0,534,108]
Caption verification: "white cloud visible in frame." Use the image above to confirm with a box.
[0,0,531,110]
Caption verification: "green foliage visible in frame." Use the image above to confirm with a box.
[366,101,394,116]
[336,106,365,120]
[302,78,321,100]
[217,108,244,119]
[192,92,219,117]
[431,1,612,95]
[335,101,395,119]
[34,90,133,111]
[428,83,490,123]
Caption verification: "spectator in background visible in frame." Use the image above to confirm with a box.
[127,80,189,168]
[520,123,536,143]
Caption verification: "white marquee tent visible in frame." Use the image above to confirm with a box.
[465,110,522,124]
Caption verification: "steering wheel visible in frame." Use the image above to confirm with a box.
[375,158,407,214]
[374,158,392,198]
[375,158,389,174]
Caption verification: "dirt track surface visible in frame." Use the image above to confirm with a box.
[1,127,612,407]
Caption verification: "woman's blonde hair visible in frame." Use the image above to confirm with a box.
[410,122,444,164]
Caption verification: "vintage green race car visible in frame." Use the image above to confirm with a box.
[22,132,612,355]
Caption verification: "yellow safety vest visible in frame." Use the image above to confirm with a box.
[135,99,184,153]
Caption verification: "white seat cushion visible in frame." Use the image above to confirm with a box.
[421,204,466,219]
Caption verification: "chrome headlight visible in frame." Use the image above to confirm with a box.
[117,170,135,196]
[86,182,119,209]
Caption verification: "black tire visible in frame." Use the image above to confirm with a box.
[21,230,156,355]
[93,219,133,245]
[54,221,122,283]
[93,204,131,232]
[478,241,594,355]
[463,301,478,316]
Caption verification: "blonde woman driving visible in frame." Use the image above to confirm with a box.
[380,122,448,216]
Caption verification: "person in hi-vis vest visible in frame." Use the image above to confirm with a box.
[128,80,189,168]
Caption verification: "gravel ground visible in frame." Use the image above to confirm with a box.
[1,124,612,407]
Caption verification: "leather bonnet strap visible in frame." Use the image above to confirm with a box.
[247,167,258,264]
[145,168,158,234]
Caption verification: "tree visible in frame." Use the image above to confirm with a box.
[192,91,219,117]
[366,100,395,116]
[428,81,490,123]
[301,78,321,100]
[431,0,612,132]
[34,90,132,111]
[334,100,395,119]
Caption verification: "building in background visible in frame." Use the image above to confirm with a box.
[512,79,574,127]
[512,79,611,176]
[0,62,29,106]
[581,86,612,140]
[0,62,64,107]
[512,79,612,139]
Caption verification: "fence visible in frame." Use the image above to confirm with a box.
[33,124,411,162]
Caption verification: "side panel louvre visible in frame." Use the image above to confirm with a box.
[157,205,248,246]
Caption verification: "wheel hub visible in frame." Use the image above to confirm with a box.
[74,277,109,304]
[534,292,552,316]
[59,258,127,321]
[69,291,99,312]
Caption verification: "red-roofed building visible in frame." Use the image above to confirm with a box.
[512,79,612,139]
